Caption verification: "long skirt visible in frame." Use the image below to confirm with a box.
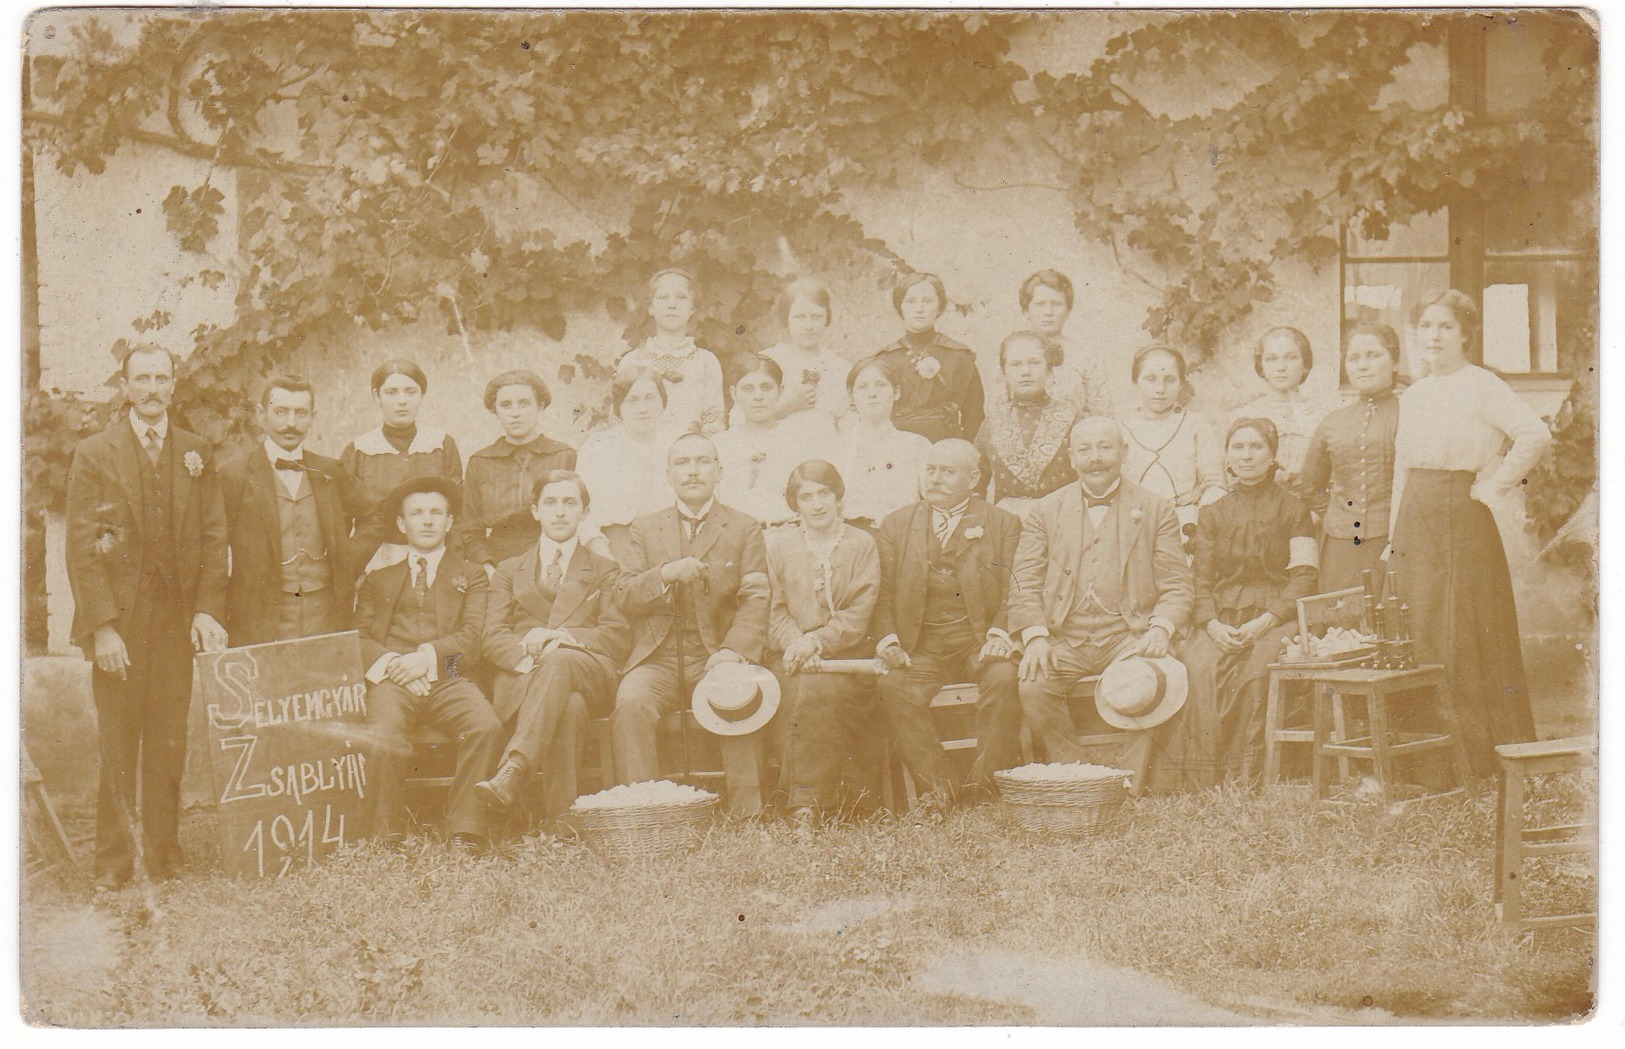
[1391,469,1535,777]
[1145,607,1294,793]
[1319,530,1388,593]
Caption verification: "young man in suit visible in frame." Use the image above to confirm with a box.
[65,343,229,891]
[609,432,770,785]
[873,438,1024,804]
[219,374,360,646]
[477,470,629,818]
[1008,415,1194,779]
[353,476,503,855]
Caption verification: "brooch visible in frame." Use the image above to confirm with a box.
[452,576,469,594]
[964,525,984,540]
[915,355,941,380]
[184,450,205,478]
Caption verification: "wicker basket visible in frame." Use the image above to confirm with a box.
[572,794,718,860]
[995,764,1132,836]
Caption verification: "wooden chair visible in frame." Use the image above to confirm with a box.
[1493,736,1597,937]
[1308,664,1472,807]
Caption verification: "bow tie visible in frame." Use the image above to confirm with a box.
[273,458,306,472]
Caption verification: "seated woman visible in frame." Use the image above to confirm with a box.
[1119,344,1226,537]
[575,365,677,564]
[1233,326,1338,487]
[976,330,1079,519]
[835,355,931,530]
[766,460,881,820]
[341,358,463,573]
[456,370,577,576]
[730,277,851,432]
[616,268,726,435]
[1146,417,1318,791]
[991,269,1113,417]
[714,354,836,527]
[873,272,985,442]
[1298,323,1402,590]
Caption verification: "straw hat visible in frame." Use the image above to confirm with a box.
[1095,654,1188,730]
[690,662,781,737]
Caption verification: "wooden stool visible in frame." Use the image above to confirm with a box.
[1308,665,1472,807]
[1493,737,1597,937]
[1264,664,1349,784]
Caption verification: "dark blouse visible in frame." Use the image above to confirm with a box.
[975,395,1078,501]
[875,330,985,443]
[1298,390,1399,543]
[340,425,463,563]
[456,433,577,568]
[1192,479,1318,627]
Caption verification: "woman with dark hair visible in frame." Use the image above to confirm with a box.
[873,272,985,442]
[1388,289,1551,776]
[1147,417,1319,791]
[994,269,1114,416]
[1233,326,1338,485]
[729,277,850,432]
[1119,344,1225,535]
[1298,323,1402,589]
[575,365,677,563]
[457,370,577,576]
[616,268,726,435]
[715,354,836,526]
[765,460,881,820]
[340,358,463,572]
[975,330,1079,518]
[835,355,931,528]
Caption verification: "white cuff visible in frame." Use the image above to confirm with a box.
[1020,625,1051,647]
[417,642,440,683]
[1148,616,1177,639]
[876,634,900,657]
[365,654,396,685]
[985,627,1014,647]
[513,655,535,675]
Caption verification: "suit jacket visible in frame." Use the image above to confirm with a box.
[872,497,1020,654]
[354,552,488,681]
[1007,480,1193,642]
[483,542,629,720]
[219,449,360,645]
[614,502,770,669]
[65,417,228,652]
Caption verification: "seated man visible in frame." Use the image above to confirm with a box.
[1009,415,1193,782]
[477,470,628,818]
[355,476,503,855]
[610,432,769,785]
[873,438,1024,804]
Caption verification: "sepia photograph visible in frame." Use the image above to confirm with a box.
[14,3,1602,1029]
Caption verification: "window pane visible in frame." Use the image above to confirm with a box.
[1342,260,1449,380]
[1345,209,1449,259]
[1484,259,1596,375]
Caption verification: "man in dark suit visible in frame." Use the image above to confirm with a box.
[477,470,629,817]
[219,374,360,645]
[65,343,229,891]
[874,438,1023,803]
[609,432,769,785]
[353,476,503,855]
[1009,415,1194,777]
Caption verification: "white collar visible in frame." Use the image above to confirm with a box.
[129,409,169,440]
[931,497,971,520]
[404,545,448,584]
[263,436,307,464]
[351,425,448,456]
[678,498,715,521]
[1079,479,1122,501]
[537,534,579,568]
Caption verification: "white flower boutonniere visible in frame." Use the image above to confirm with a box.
[452,576,469,594]
[184,450,205,478]
[915,355,942,380]
[964,525,984,540]
[1129,508,1144,525]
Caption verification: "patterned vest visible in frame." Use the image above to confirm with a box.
[276,475,331,594]
[1060,505,1128,644]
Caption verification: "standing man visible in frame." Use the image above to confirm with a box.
[873,438,1023,804]
[353,477,503,855]
[219,374,360,646]
[65,343,229,891]
[477,470,629,818]
[1008,415,1193,780]
[609,433,769,785]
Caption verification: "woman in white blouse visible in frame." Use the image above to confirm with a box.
[729,277,851,432]
[714,354,837,527]
[615,268,726,436]
[835,355,931,529]
[1232,326,1339,486]
[1389,289,1552,777]
[1119,344,1226,539]
[576,365,677,564]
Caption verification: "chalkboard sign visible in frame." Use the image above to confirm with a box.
[198,631,373,879]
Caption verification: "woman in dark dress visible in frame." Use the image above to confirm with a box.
[340,358,463,573]
[976,330,1078,520]
[456,370,577,577]
[1147,417,1319,791]
[873,272,985,443]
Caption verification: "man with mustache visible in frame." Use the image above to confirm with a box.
[219,375,362,645]
[65,343,229,892]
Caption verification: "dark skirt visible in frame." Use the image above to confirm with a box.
[1318,530,1388,593]
[1391,469,1535,776]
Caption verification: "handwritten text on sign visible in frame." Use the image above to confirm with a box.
[199,631,373,879]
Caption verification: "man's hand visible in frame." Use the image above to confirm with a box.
[1137,625,1172,658]
[387,651,434,685]
[878,642,911,671]
[191,613,228,654]
[704,648,746,673]
[1205,620,1242,654]
[522,627,569,659]
[660,557,708,586]
[1018,635,1054,682]
[93,624,130,680]
[783,634,822,675]
[978,633,1015,665]
[1235,613,1278,648]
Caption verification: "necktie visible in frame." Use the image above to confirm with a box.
[545,547,564,590]
[413,556,430,605]
[143,427,162,467]
[933,511,955,547]
[273,458,305,472]
[682,514,706,542]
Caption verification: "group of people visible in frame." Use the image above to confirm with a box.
[64,266,1553,890]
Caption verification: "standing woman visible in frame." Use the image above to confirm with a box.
[617,268,726,436]
[766,461,881,820]
[976,330,1078,519]
[1119,345,1226,537]
[1147,418,1319,791]
[341,358,462,573]
[576,365,677,564]
[1233,327,1337,486]
[1389,290,1551,776]
[730,278,850,432]
[997,269,1114,417]
[457,370,576,576]
[714,354,837,527]
[874,272,985,443]
[836,356,931,530]
[1298,324,1402,590]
